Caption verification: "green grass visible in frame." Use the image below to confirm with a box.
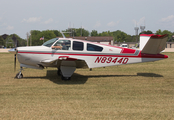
[0,53,174,119]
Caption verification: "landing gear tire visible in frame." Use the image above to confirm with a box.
[61,75,71,81]
[15,67,23,79]
[15,72,23,79]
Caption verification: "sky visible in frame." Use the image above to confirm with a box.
[0,0,174,39]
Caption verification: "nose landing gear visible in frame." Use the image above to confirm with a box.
[15,67,23,79]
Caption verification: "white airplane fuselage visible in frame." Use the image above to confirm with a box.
[10,36,168,80]
[17,38,167,69]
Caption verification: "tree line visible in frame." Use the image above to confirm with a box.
[0,34,26,48]
[0,28,174,47]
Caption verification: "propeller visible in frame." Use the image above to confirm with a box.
[8,36,18,71]
[14,52,16,71]
[8,48,18,71]
[14,39,18,71]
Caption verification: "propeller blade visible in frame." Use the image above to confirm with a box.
[8,48,17,71]
[14,54,16,71]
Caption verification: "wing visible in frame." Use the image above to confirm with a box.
[41,56,88,79]
[41,56,88,68]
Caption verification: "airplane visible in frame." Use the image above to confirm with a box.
[9,33,168,80]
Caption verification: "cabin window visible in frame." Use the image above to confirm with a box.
[43,38,58,47]
[53,40,71,50]
[73,41,84,51]
[87,43,103,52]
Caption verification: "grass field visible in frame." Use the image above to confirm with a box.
[0,53,174,120]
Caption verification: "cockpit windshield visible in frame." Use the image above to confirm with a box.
[42,38,59,47]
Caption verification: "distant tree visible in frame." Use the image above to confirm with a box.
[72,28,89,37]
[126,35,136,42]
[2,28,173,47]
[156,29,173,42]
[42,30,57,39]
[107,31,113,36]
[30,30,42,46]
[53,30,62,37]
[140,30,153,35]
[170,32,174,42]
[162,30,172,36]
[100,31,110,36]
[61,28,89,37]
[163,30,174,42]
[116,32,127,42]
[111,30,128,42]
[5,35,15,48]
[91,30,98,36]
[97,31,113,36]
[156,29,163,35]
[74,28,81,36]
[0,36,4,47]
[80,28,89,36]
[7,34,26,47]
[31,30,56,46]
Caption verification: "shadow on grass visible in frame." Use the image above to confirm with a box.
[23,70,163,84]
[137,73,163,77]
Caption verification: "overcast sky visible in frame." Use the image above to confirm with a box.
[0,0,174,39]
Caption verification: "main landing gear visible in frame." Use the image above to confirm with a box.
[57,68,71,81]
[15,67,23,79]
[15,67,72,80]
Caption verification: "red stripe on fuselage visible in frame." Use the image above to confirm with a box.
[18,51,168,59]
[121,48,136,54]
[140,53,168,58]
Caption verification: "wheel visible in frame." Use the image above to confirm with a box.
[15,72,23,79]
[61,75,71,81]
[57,68,61,76]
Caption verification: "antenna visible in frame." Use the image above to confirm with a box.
[61,31,72,38]
[61,32,66,38]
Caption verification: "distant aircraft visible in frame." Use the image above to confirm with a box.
[9,34,168,80]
